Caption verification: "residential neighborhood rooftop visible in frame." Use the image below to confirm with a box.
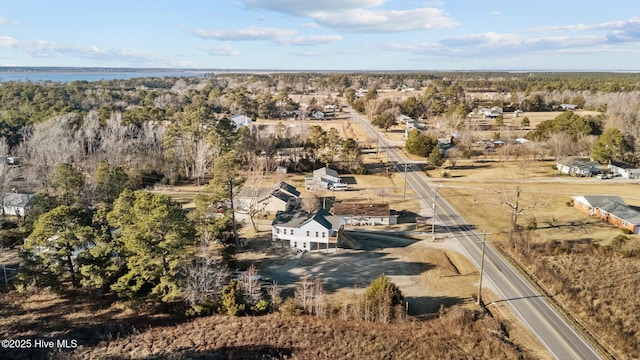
[272,208,342,230]
[331,203,391,217]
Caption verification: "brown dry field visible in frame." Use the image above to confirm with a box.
[0,248,530,360]
[433,158,640,246]
[0,289,524,359]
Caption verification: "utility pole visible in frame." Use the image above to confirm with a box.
[431,188,437,242]
[403,162,408,200]
[476,231,492,305]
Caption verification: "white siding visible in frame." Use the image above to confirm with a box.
[272,219,331,250]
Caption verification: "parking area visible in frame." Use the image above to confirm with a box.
[236,231,480,316]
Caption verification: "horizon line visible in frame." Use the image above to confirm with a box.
[1,66,640,74]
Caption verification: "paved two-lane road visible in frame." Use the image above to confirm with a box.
[348,109,603,359]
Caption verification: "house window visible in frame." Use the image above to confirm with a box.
[276,228,280,234]
[582,204,587,209]
[294,241,297,248]
[303,242,307,248]
[291,229,294,236]
[283,229,287,235]
[601,210,608,216]
[315,231,319,237]
[306,230,310,236]
[622,220,628,227]
[322,232,325,238]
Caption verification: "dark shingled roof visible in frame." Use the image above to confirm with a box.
[331,203,390,217]
[271,189,295,203]
[582,195,640,225]
[272,208,341,230]
[274,181,301,197]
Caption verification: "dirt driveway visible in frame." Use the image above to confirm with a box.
[237,231,480,316]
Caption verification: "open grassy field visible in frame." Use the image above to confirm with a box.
[434,159,640,245]
[433,158,640,358]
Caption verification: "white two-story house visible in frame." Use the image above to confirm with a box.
[272,209,343,251]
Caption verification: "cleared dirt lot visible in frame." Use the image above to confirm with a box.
[237,231,480,316]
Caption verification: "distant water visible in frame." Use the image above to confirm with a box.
[0,70,210,83]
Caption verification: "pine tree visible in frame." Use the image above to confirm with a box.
[50,163,85,207]
[108,189,195,302]
[428,147,445,167]
[24,205,95,287]
[95,160,129,205]
[218,280,245,316]
[364,275,404,323]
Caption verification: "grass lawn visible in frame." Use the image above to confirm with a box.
[434,159,640,246]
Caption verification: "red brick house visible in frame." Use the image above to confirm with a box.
[573,195,640,234]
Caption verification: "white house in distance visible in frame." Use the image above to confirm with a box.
[478,106,503,118]
[305,167,346,190]
[230,114,252,129]
[1,192,34,217]
[556,157,600,177]
[272,209,343,251]
[560,104,579,111]
[608,161,640,179]
[235,181,300,215]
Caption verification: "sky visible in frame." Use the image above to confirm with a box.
[1,0,640,71]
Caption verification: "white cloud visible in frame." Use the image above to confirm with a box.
[0,14,20,26]
[531,21,625,32]
[200,44,240,56]
[20,40,158,62]
[293,48,364,57]
[244,0,457,33]
[606,17,640,43]
[244,0,385,15]
[440,32,520,47]
[385,31,610,60]
[193,27,298,41]
[530,17,640,33]
[0,36,19,47]
[0,36,161,64]
[277,34,343,46]
[311,7,458,33]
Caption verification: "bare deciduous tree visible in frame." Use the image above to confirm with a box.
[266,281,282,310]
[194,140,215,187]
[17,114,82,191]
[546,132,574,161]
[301,191,321,212]
[447,148,462,169]
[240,264,263,306]
[576,134,598,158]
[182,249,229,307]
[491,164,549,243]
[242,155,279,232]
[312,278,325,316]
[295,275,314,314]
